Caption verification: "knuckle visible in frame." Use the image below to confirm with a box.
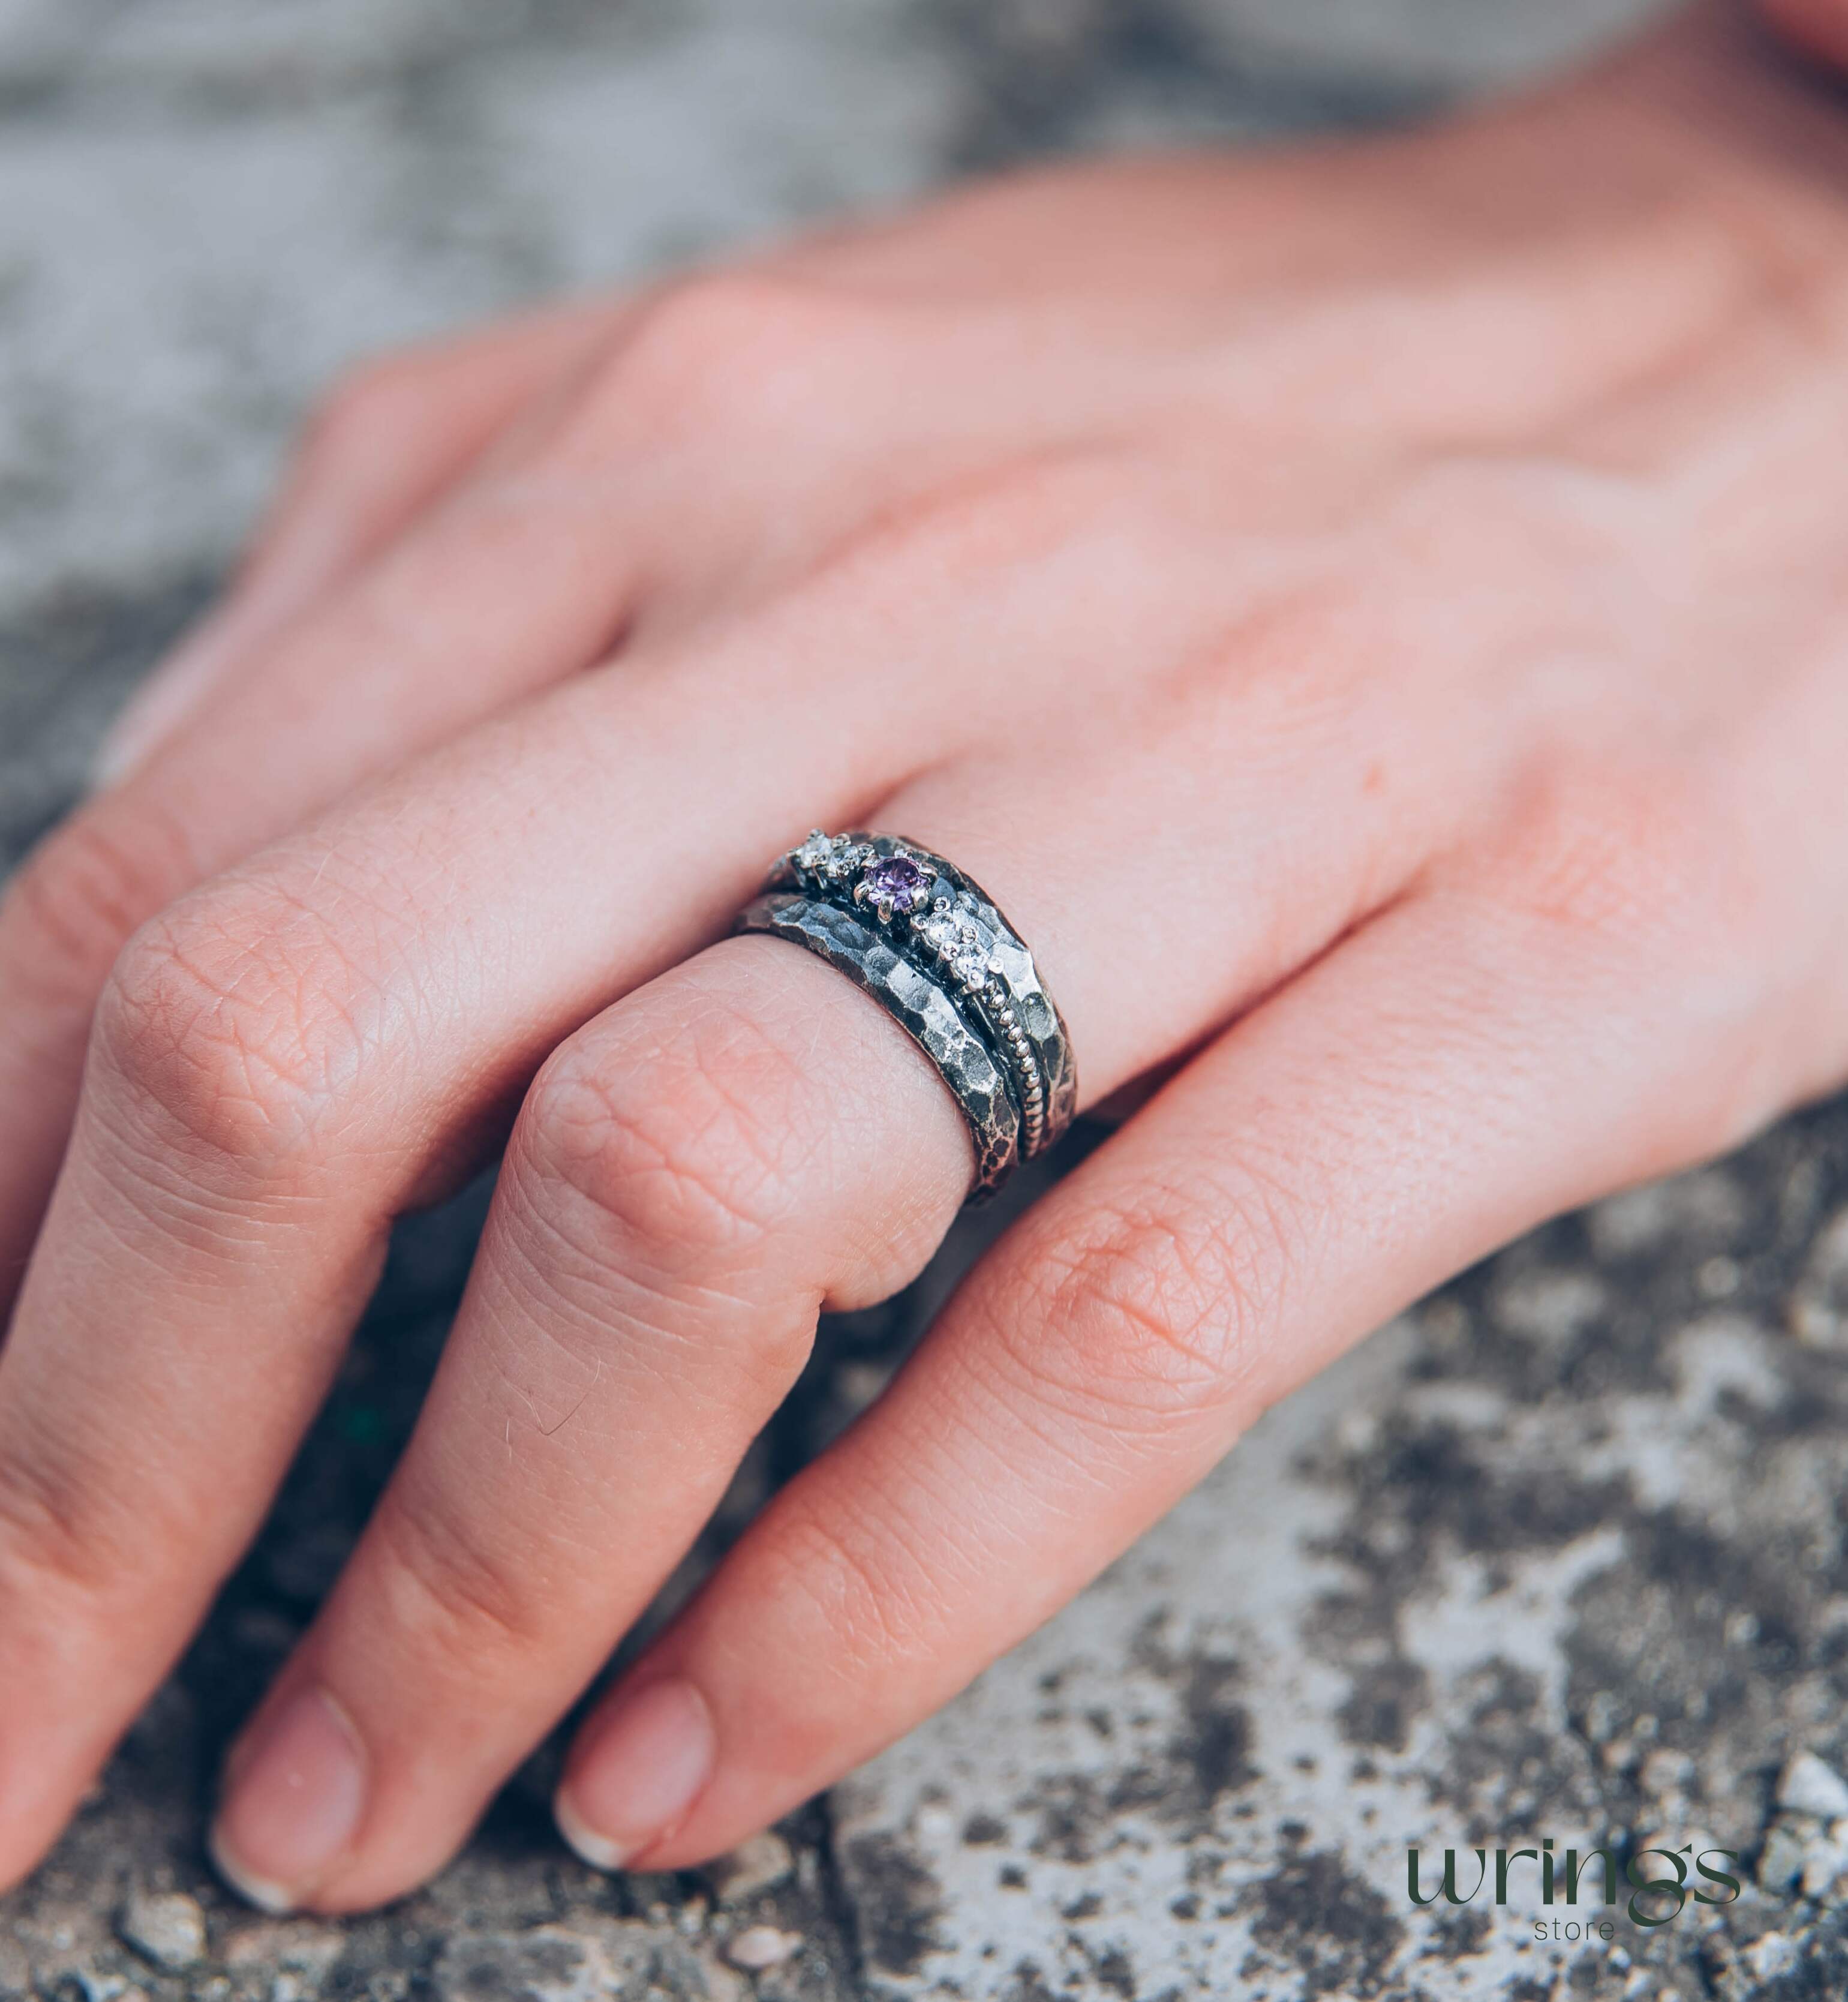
[0,805,191,1010]
[299,356,429,467]
[0,1444,146,1614]
[1481,755,1769,1028]
[752,1500,934,1698]
[1005,1173,1300,1425]
[1455,752,1784,1167]
[802,441,1143,607]
[515,1005,812,1278]
[369,1489,548,1671]
[590,271,866,437]
[1497,760,1721,948]
[93,884,371,1166]
[1497,749,1810,1161]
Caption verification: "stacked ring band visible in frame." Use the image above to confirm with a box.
[733,830,1078,1199]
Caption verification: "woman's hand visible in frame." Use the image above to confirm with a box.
[4,3,1848,1914]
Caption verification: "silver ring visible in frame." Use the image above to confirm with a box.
[735,829,1078,1199]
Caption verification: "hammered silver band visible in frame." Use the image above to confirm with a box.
[734,830,1077,1199]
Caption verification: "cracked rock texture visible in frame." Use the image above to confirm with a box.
[25,2,1848,2000]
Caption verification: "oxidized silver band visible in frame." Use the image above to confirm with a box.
[734,829,1077,1199]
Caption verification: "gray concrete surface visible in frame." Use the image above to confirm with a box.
[22,3,1848,1999]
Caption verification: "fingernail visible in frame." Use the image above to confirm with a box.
[210,1685,366,1913]
[555,1679,716,1871]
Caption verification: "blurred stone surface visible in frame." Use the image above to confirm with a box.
[27,2,1848,2001]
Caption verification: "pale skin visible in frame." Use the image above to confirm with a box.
[1,0,1847,1914]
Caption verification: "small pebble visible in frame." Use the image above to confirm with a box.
[725,1926,803,1971]
[1778,1751,1848,1821]
[706,1830,794,1905]
[1697,1255,1741,1298]
[1638,1748,1694,1796]
[1800,1821,1848,1899]
[1757,1818,1809,1895]
[1749,1932,1801,1979]
[118,1889,208,1970]
[222,1922,346,1976]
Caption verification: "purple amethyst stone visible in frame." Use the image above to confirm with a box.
[864,854,928,910]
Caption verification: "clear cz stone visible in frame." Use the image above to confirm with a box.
[914,904,991,991]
